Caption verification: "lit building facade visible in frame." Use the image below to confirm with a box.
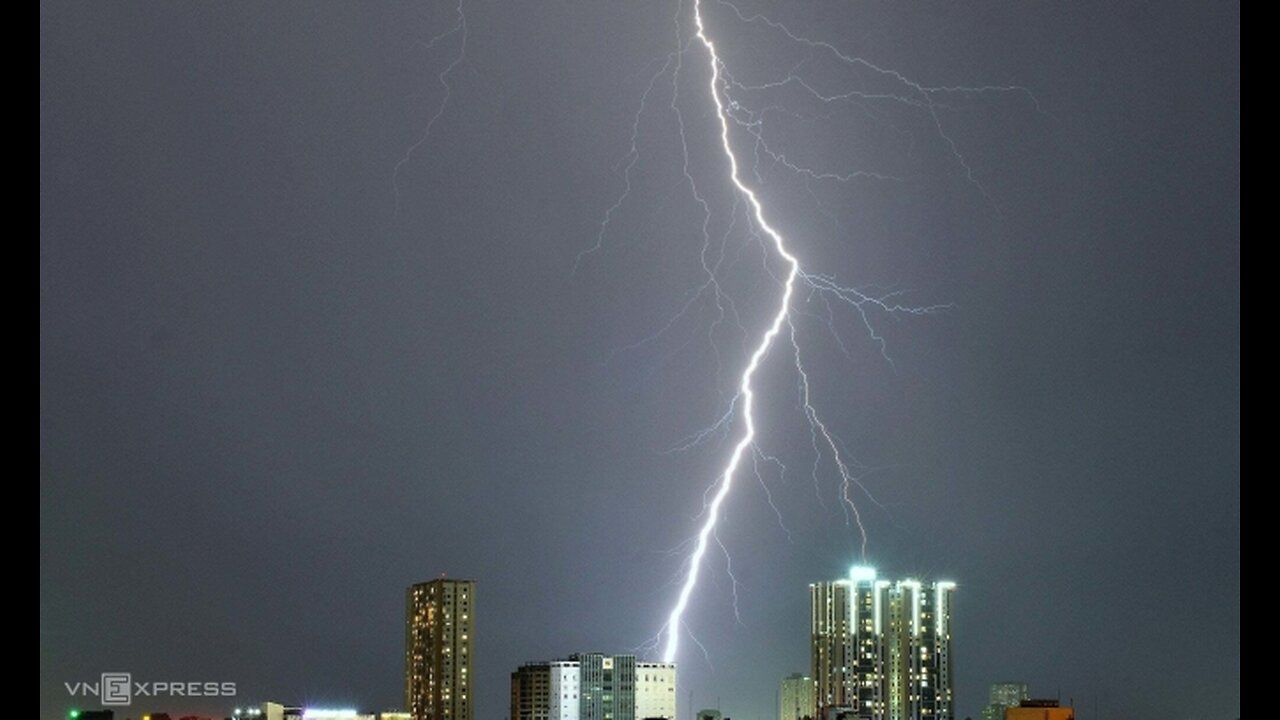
[980,683,1029,720]
[780,673,815,720]
[811,567,955,720]
[406,578,475,720]
[510,654,676,720]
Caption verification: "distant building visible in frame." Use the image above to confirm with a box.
[406,578,475,720]
[779,673,815,720]
[980,683,1029,720]
[1005,699,1074,720]
[234,706,378,720]
[233,704,290,720]
[510,653,675,720]
[811,566,956,720]
[695,710,721,720]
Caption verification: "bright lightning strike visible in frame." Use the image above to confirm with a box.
[659,0,802,664]
[576,0,1039,667]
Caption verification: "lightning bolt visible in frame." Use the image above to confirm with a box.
[573,0,1040,666]
[660,0,801,664]
[393,0,467,216]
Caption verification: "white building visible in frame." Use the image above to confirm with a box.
[549,660,581,720]
[636,661,677,720]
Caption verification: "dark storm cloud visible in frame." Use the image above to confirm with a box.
[41,2,1238,719]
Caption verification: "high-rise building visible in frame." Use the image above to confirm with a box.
[810,566,955,720]
[510,654,676,720]
[980,683,1029,720]
[780,673,815,720]
[406,578,475,720]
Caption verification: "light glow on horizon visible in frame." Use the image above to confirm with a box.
[850,565,878,583]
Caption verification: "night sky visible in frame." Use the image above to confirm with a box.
[40,2,1239,719]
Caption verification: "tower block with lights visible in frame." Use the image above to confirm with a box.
[811,566,955,720]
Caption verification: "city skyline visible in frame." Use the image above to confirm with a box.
[41,1,1239,719]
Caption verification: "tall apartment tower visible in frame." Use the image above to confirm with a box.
[406,578,475,720]
[811,567,955,720]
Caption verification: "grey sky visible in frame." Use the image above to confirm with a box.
[41,2,1239,719]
